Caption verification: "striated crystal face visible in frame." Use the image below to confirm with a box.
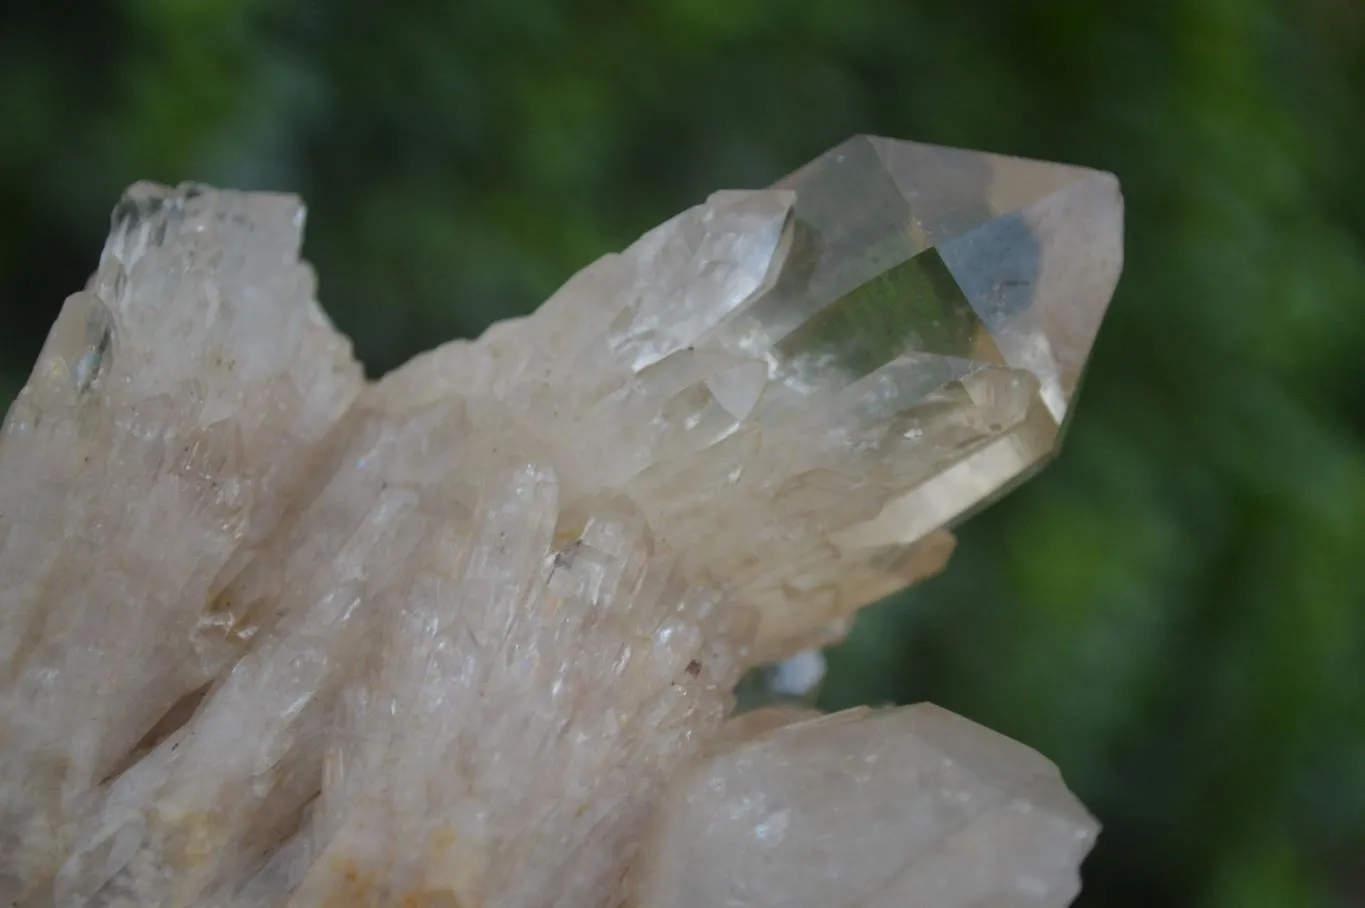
[0,138,1121,908]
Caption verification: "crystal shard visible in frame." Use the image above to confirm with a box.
[0,137,1121,908]
[631,705,1098,908]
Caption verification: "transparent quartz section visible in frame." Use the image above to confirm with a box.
[721,136,1123,551]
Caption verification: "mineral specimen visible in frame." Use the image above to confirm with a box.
[0,136,1122,907]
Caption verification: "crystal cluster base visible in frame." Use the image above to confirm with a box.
[0,137,1121,907]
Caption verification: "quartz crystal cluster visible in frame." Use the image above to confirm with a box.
[0,136,1122,907]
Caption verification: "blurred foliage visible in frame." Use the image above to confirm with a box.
[1,1,1363,906]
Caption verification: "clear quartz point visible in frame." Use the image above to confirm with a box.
[668,136,1122,662]
[736,135,1122,548]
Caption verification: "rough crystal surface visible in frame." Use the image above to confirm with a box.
[631,705,1098,908]
[0,184,363,901]
[0,137,1121,907]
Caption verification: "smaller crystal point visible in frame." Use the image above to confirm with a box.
[632,705,1098,908]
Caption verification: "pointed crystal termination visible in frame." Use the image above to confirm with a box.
[365,137,1122,666]
[632,705,1098,908]
[747,135,1122,552]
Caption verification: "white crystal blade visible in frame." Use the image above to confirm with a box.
[632,705,1098,908]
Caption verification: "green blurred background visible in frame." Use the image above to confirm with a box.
[2,1,1362,905]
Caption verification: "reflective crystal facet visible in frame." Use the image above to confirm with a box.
[747,136,1122,546]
